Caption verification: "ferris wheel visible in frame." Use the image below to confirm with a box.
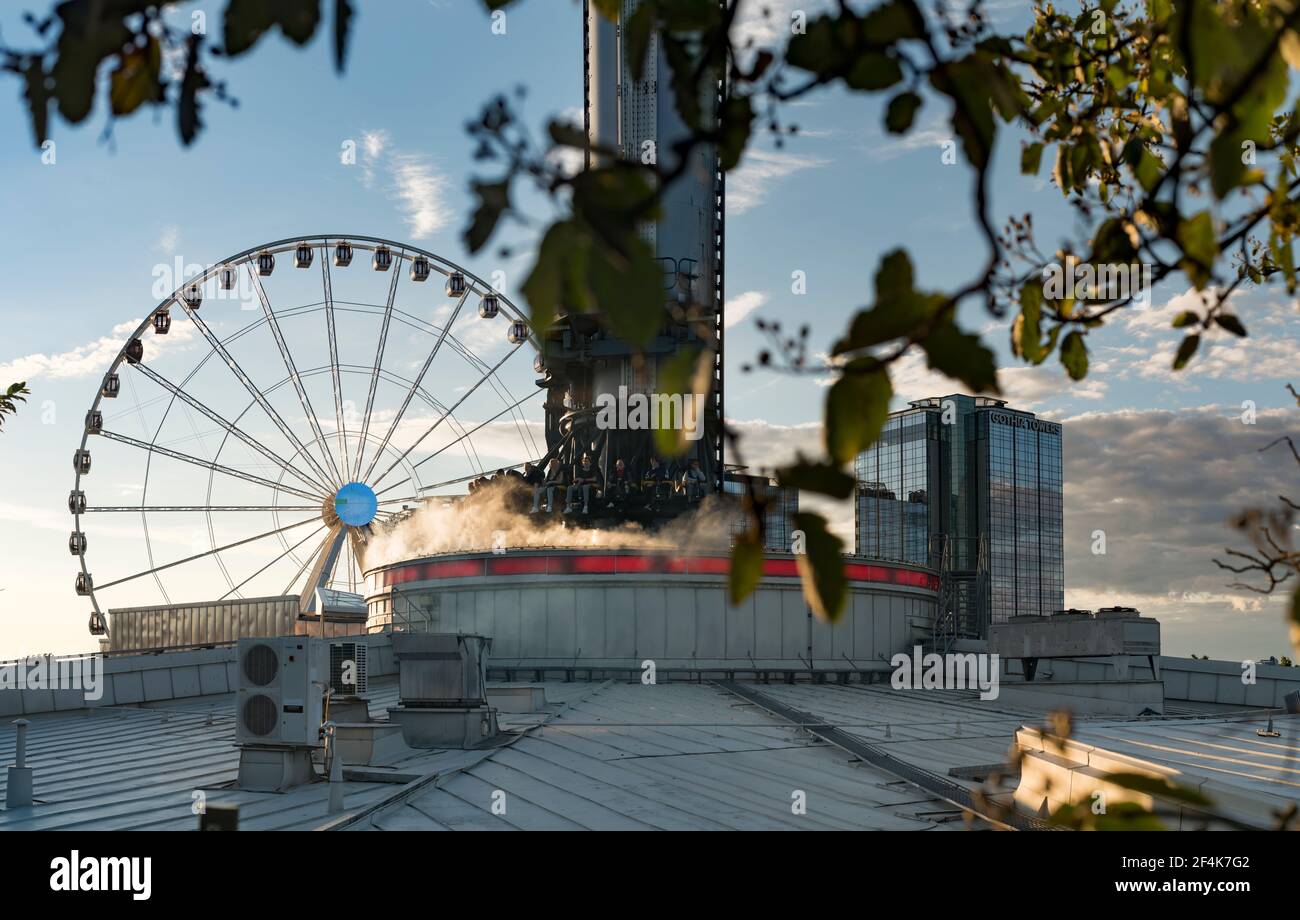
[69,235,542,637]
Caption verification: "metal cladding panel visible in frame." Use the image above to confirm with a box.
[635,587,667,657]
[726,594,755,658]
[547,587,577,658]
[108,597,301,652]
[695,588,725,659]
[474,590,494,639]
[605,586,636,658]
[575,587,607,658]
[811,607,833,659]
[520,587,548,655]
[780,591,805,659]
[875,596,893,654]
[366,552,937,665]
[753,590,782,658]
[493,590,522,658]
[664,587,695,658]
[454,592,475,633]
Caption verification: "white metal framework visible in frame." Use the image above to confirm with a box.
[71,235,542,637]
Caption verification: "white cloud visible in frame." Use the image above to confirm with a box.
[724,290,769,328]
[862,114,952,162]
[883,344,1107,410]
[733,0,834,50]
[0,317,196,382]
[155,224,180,255]
[390,153,454,239]
[351,129,453,239]
[729,148,829,215]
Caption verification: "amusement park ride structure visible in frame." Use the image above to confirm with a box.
[70,2,732,640]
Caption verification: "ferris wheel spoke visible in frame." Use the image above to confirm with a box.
[98,429,324,503]
[281,528,332,597]
[369,342,527,491]
[93,516,322,592]
[85,505,320,512]
[360,289,469,484]
[247,267,344,488]
[352,265,402,482]
[218,522,328,602]
[321,251,351,480]
[132,362,333,496]
[180,304,339,492]
[374,387,543,498]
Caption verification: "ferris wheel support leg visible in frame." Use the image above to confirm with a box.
[299,525,347,617]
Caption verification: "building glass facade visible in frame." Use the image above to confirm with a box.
[854,395,1064,626]
[725,473,798,551]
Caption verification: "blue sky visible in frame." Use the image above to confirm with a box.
[1,0,1297,660]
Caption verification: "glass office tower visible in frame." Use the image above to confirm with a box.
[854,395,1064,626]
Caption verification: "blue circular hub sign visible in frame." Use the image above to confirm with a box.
[334,482,378,526]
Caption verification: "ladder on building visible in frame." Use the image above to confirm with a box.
[929,534,990,655]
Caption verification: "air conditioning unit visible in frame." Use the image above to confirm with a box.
[235,637,326,748]
[328,641,369,699]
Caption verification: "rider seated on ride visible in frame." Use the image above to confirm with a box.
[680,457,707,502]
[606,458,635,507]
[530,458,567,514]
[642,455,671,503]
[565,452,603,515]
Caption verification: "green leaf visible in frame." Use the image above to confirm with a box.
[624,0,657,82]
[1176,212,1217,289]
[1020,142,1043,176]
[1059,330,1088,381]
[334,0,354,73]
[1172,334,1200,370]
[653,346,711,457]
[109,37,162,117]
[825,367,892,465]
[224,0,276,57]
[464,181,510,254]
[718,95,755,171]
[792,512,847,623]
[921,320,999,393]
[832,250,945,355]
[1013,281,1047,363]
[1171,310,1199,329]
[775,459,855,500]
[589,238,665,347]
[729,532,763,605]
[885,92,922,134]
[1214,314,1247,337]
[1104,772,1212,807]
[521,220,583,334]
[21,59,51,146]
[177,35,210,147]
[846,53,902,91]
[224,0,321,56]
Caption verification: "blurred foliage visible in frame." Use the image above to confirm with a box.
[1215,383,1300,651]
[1,0,353,148]
[5,0,1300,652]
[0,382,30,432]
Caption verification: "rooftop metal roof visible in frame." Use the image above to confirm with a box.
[0,673,1289,831]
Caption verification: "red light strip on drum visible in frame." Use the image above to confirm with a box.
[381,552,939,591]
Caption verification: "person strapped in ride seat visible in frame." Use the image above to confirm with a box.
[565,452,603,515]
[642,456,670,504]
